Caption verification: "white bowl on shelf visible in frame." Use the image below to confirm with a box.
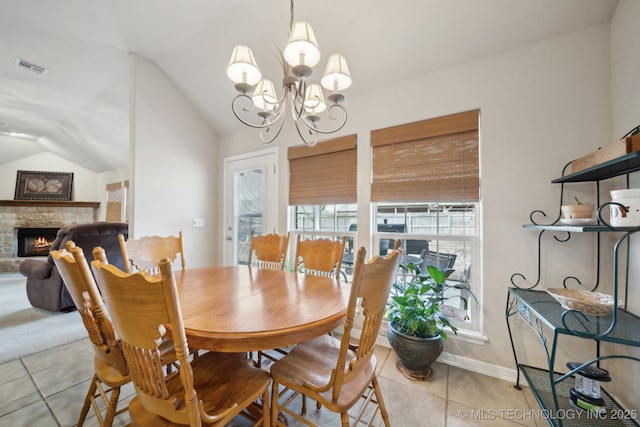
[559,218,596,226]
[561,204,595,220]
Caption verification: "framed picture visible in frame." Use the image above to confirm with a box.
[14,170,74,201]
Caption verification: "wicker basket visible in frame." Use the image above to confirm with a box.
[546,288,622,316]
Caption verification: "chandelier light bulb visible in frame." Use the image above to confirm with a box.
[252,79,278,111]
[303,83,327,114]
[321,54,352,93]
[283,22,320,77]
[227,45,262,91]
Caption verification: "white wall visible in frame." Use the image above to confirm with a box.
[0,152,99,201]
[0,147,129,223]
[218,25,617,379]
[436,25,613,373]
[130,54,219,268]
[605,0,640,411]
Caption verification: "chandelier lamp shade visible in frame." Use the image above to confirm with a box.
[227,1,351,146]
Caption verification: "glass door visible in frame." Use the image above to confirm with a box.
[223,148,278,266]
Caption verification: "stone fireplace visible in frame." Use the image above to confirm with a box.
[0,200,100,272]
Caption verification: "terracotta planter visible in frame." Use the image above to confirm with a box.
[388,323,443,380]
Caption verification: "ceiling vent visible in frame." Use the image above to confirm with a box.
[14,57,48,76]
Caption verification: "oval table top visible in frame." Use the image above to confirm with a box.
[173,266,350,353]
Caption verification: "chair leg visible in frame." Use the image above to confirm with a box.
[102,384,122,427]
[341,411,350,427]
[77,375,99,426]
[270,380,280,426]
[372,375,391,427]
[82,375,126,427]
[260,389,269,426]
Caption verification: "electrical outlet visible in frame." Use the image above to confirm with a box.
[192,218,205,227]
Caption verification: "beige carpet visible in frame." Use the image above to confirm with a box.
[0,273,85,363]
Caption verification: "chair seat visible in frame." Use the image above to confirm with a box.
[130,351,271,426]
[94,357,130,387]
[270,334,376,411]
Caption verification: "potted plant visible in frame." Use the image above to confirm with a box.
[385,263,473,380]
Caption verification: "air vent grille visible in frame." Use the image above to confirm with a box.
[14,57,48,76]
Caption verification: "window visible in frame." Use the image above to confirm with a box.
[293,204,357,233]
[105,181,128,223]
[288,135,357,277]
[375,202,478,327]
[371,110,480,331]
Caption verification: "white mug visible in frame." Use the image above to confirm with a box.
[610,189,640,226]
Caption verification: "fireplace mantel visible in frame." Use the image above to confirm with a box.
[0,200,100,208]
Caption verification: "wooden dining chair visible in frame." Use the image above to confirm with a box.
[50,241,130,427]
[118,231,185,274]
[247,230,290,270]
[293,234,347,280]
[94,246,188,374]
[91,256,271,427]
[247,230,290,367]
[269,242,402,427]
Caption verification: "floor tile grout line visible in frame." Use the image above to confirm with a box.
[19,356,63,426]
[443,364,449,427]
[4,340,532,427]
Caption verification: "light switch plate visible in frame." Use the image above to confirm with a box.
[192,218,205,227]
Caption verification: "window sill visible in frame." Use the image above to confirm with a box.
[371,320,487,347]
[445,327,488,346]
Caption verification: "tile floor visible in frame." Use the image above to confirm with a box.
[0,337,545,427]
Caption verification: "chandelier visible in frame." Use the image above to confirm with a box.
[227,0,351,146]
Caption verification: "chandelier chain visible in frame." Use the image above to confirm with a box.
[290,0,294,31]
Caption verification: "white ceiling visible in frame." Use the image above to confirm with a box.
[0,0,618,172]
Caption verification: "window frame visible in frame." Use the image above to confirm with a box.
[373,202,481,333]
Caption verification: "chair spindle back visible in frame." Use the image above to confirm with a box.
[91,257,199,425]
[294,235,347,280]
[51,241,127,375]
[333,241,401,400]
[118,231,185,275]
[247,231,290,271]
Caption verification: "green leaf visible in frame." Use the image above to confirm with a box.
[427,265,445,283]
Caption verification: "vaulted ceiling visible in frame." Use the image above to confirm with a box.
[0,0,618,172]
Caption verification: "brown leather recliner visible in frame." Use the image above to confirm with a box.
[19,222,128,312]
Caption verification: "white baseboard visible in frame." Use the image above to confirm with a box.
[436,351,520,384]
[370,331,521,385]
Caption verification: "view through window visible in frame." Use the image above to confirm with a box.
[375,202,478,328]
[290,201,479,329]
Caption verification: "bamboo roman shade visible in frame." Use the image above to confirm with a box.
[371,110,479,202]
[288,135,357,205]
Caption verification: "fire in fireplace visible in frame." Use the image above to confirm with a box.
[17,227,59,257]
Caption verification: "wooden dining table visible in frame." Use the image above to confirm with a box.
[171,266,351,353]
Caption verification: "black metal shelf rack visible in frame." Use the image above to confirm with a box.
[506,152,640,427]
